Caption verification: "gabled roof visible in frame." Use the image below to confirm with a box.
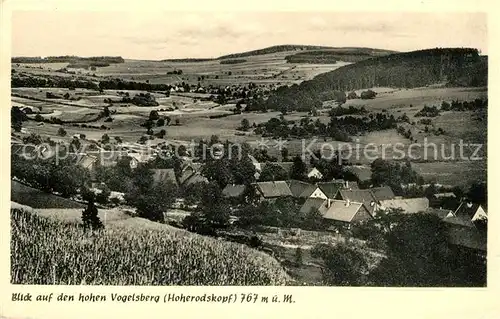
[222,184,247,198]
[253,181,292,198]
[379,197,429,214]
[323,200,366,222]
[299,197,329,215]
[338,189,377,214]
[454,202,487,221]
[287,180,317,198]
[343,165,372,182]
[317,182,343,199]
[370,186,396,201]
[151,168,177,186]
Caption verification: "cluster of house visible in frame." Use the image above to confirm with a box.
[222,178,487,254]
[432,202,487,254]
[12,137,487,254]
[222,179,430,223]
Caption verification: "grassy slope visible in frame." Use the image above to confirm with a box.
[11,180,85,209]
[11,208,291,285]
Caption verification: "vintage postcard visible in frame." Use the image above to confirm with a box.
[1,1,498,318]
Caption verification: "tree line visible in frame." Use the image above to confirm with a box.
[253,111,398,141]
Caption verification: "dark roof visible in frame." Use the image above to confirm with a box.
[254,181,292,198]
[317,182,343,199]
[287,180,317,198]
[300,197,329,215]
[182,172,208,187]
[427,208,453,220]
[151,169,177,186]
[443,215,475,228]
[222,184,247,198]
[344,181,359,190]
[87,151,129,167]
[338,189,377,214]
[454,202,486,220]
[370,186,396,201]
[343,165,372,182]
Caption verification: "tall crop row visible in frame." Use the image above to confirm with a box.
[11,209,289,285]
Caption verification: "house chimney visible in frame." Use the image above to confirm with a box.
[345,199,350,207]
[467,202,473,208]
[327,198,332,208]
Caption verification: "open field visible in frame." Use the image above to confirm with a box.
[12,53,487,189]
[344,87,487,112]
[411,161,486,187]
[47,52,349,86]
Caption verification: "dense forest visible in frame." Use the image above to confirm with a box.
[309,48,487,90]
[285,48,394,63]
[261,48,487,112]
[217,44,335,59]
[11,75,100,90]
[285,51,338,64]
[219,59,247,64]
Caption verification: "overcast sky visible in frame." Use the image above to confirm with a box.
[12,11,487,60]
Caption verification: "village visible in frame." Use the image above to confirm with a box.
[11,134,487,260]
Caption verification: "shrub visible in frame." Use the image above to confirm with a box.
[81,199,104,231]
[57,127,67,137]
[360,90,377,99]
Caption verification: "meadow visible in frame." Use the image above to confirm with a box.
[55,52,347,86]
[11,208,290,285]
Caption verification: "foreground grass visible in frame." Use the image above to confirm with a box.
[11,209,290,285]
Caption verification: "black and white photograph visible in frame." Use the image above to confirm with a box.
[9,11,488,287]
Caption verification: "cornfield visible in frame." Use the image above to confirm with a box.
[11,209,290,285]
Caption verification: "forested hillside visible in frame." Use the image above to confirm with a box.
[260,48,487,112]
[309,48,486,90]
[285,48,395,63]
[217,45,334,59]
